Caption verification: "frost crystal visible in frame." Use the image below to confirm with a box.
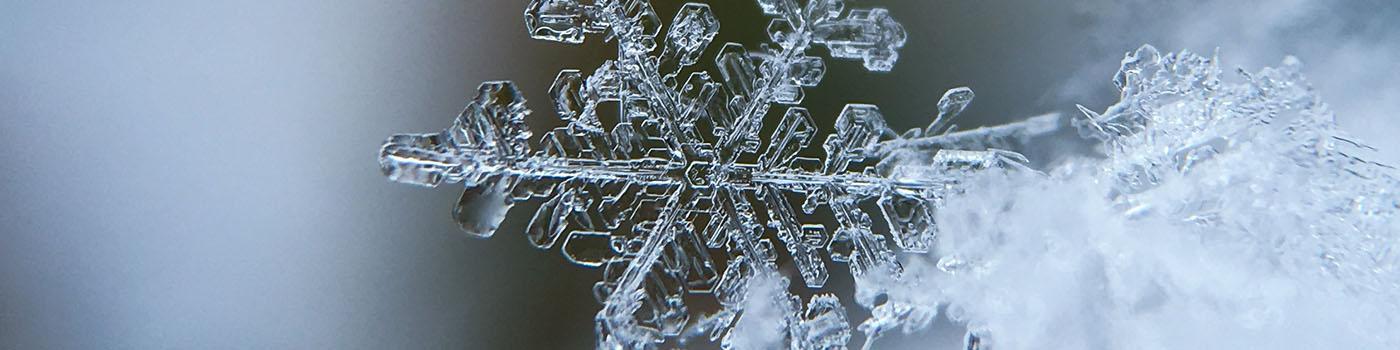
[380,1,1399,349]
[378,0,1400,347]
[379,0,1057,348]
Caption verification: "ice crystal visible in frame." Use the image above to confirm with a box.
[379,0,1058,348]
[381,1,1399,349]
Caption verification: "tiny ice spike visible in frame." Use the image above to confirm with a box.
[381,1,1060,349]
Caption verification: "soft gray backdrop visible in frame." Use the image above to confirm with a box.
[4,0,1396,348]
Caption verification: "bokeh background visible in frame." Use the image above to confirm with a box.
[4,0,1397,348]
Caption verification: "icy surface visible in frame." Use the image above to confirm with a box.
[378,1,1398,349]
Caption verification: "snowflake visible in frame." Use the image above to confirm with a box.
[377,0,1058,348]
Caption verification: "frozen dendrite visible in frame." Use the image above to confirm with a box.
[379,0,1058,348]
[379,0,1400,348]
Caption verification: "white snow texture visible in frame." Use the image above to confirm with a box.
[854,46,1400,349]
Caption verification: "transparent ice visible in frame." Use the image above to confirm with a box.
[378,1,1400,349]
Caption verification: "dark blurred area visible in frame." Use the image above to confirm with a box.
[3,0,1395,348]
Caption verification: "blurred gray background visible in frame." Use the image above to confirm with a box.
[3,0,1396,348]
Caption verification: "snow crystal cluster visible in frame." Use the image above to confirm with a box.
[898,46,1400,349]
[377,0,1400,349]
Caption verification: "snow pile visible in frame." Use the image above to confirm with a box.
[871,46,1400,349]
